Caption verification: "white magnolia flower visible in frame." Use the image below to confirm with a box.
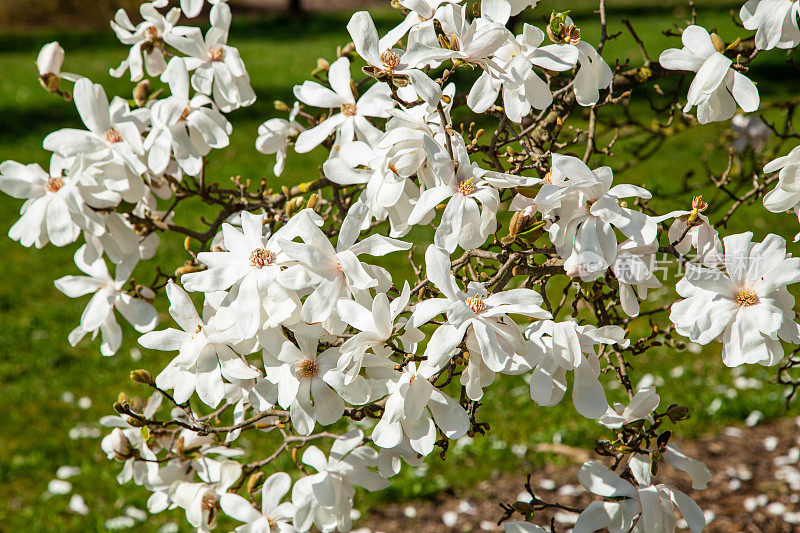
[480,0,540,24]
[740,0,800,50]
[348,11,443,106]
[37,41,79,92]
[43,78,148,176]
[55,244,157,356]
[543,13,612,106]
[372,362,470,456]
[277,202,411,325]
[165,2,255,112]
[627,442,712,493]
[504,523,548,533]
[407,136,500,253]
[598,386,660,429]
[145,57,232,176]
[468,24,578,122]
[256,102,304,176]
[376,438,425,478]
[664,196,721,262]
[612,239,662,317]
[182,210,315,338]
[261,328,370,435]
[659,25,759,124]
[413,245,550,400]
[178,0,228,18]
[139,281,261,408]
[670,231,800,367]
[378,91,453,187]
[220,472,295,533]
[292,431,389,533]
[100,393,163,484]
[538,154,657,279]
[524,320,629,418]
[763,145,800,240]
[293,56,394,153]
[109,2,180,81]
[323,142,422,238]
[379,0,462,50]
[574,461,705,533]
[335,283,411,382]
[411,4,510,73]
[0,158,104,248]
[172,459,242,532]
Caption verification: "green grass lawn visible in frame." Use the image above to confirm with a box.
[1,2,799,531]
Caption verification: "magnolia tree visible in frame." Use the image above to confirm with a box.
[6,0,800,531]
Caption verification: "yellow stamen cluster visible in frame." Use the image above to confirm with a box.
[735,287,759,307]
[145,25,160,42]
[180,106,193,121]
[105,127,123,144]
[458,178,475,195]
[380,50,401,70]
[209,47,225,62]
[585,198,597,215]
[465,295,485,314]
[340,102,357,116]
[249,248,275,268]
[46,176,64,193]
[297,358,319,379]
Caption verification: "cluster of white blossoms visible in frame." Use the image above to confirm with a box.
[4,0,800,531]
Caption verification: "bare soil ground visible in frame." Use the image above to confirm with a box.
[362,418,800,532]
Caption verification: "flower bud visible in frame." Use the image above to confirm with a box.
[126,416,147,428]
[650,450,661,476]
[547,11,581,45]
[133,79,150,107]
[130,369,154,386]
[105,428,133,461]
[274,100,290,111]
[246,472,263,494]
[710,33,725,53]
[390,74,410,87]
[135,285,156,301]
[665,404,690,422]
[113,400,129,414]
[175,263,200,277]
[37,42,64,78]
[338,42,356,57]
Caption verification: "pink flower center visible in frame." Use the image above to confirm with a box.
[249,248,275,268]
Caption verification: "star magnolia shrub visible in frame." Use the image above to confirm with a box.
[5,0,800,531]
